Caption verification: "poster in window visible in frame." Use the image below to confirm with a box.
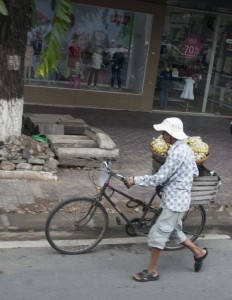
[28,0,135,87]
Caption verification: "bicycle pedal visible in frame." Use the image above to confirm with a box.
[137,228,149,235]
[137,230,148,237]
[116,217,122,225]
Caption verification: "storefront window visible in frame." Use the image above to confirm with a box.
[207,16,232,114]
[154,9,215,112]
[25,0,152,95]
[155,8,232,116]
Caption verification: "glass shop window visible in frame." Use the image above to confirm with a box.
[26,0,153,95]
[154,9,216,112]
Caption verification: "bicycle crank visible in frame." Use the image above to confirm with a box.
[125,218,150,237]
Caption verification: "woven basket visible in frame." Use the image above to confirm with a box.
[195,153,210,165]
[151,148,167,165]
[151,147,209,166]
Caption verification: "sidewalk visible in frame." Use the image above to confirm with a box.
[0,106,231,235]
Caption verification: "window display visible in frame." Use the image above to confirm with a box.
[155,8,232,114]
[155,9,216,112]
[26,0,153,95]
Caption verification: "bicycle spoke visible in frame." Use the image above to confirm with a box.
[45,198,109,254]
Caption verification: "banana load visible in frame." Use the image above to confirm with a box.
[150,135,209,163]
[186,136,209,161]
[150,135,170,157]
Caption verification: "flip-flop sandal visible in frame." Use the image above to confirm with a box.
[194,248,208,272]
[132,269,159,282]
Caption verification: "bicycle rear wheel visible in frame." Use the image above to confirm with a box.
[165,205,206,251]
[45,197,109,254]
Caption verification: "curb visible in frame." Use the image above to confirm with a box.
[0,234,231,249]
[0,209,231,235]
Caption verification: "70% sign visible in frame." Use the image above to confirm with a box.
[181,37,202,58]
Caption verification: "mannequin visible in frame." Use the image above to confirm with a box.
[24,41,34,83]
[67,34,81,71]
[111,45,125,89]
[69,60,84,89]
[158,66,172,109]
[87,47,103,88]
[180,76,195,111]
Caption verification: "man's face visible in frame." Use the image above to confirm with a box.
[162,131,170,143]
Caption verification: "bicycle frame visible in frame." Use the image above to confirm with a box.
[45,160,208,255]
[91,160,206,242]
[95,179,160,226]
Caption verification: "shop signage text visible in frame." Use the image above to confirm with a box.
[111,14,131,25]
[181,37,202,58]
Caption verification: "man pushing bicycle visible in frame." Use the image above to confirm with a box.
[125,117,208,282]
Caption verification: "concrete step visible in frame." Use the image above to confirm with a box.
[23,114,119,168]
[58,157,119,168]
[62,119,88,135]
[56,148,119,159]
[47,134,98,153]
[46,135,92,143]
[25,114,88,135]
[52,141,97,149]
[24,113,73,123]
[37,123,64,135]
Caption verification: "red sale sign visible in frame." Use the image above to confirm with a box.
[181,37,202,58]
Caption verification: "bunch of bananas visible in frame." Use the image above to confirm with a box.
[186,136,209,160]
[150,135,170,157]
[150,135,209,161]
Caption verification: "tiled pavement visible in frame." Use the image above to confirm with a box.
[23,105,232,205]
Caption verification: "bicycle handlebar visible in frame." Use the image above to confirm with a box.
[101,158,164,192]
[103,159,165,192]
[102,160,129,188]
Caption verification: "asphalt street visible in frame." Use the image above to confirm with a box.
[0,237,231,300]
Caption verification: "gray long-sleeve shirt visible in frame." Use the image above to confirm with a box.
[134,140,199,212]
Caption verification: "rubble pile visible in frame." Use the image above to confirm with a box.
[0,135,59,172]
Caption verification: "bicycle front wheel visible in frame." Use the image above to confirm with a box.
[165,205,206,251]
[45,197,109,254]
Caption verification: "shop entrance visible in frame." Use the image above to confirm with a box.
[153,9,232,116]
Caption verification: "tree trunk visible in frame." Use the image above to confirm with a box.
[0,98,24,142]
[0,0,31,142]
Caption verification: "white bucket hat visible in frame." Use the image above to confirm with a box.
[153,117,188,140]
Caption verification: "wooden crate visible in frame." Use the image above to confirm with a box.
[191,172,221,205]
[152,162,221,205]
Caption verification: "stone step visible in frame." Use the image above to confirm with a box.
[24,114,88,135]
[22,114,119,168]
[62,119,88,135]
[37,123,64,135]
[58,157,119,168]
[46,134,91,143]
[56,148,119,159]
[52,140,97,149]
[24,113,74,123]
[85,128,116,149]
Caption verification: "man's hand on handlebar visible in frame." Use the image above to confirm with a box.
[124,177,135,188]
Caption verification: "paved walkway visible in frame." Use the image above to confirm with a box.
[0,106,231,232]
[24,105,232,203]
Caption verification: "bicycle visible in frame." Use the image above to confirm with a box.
[45,159,218,255]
